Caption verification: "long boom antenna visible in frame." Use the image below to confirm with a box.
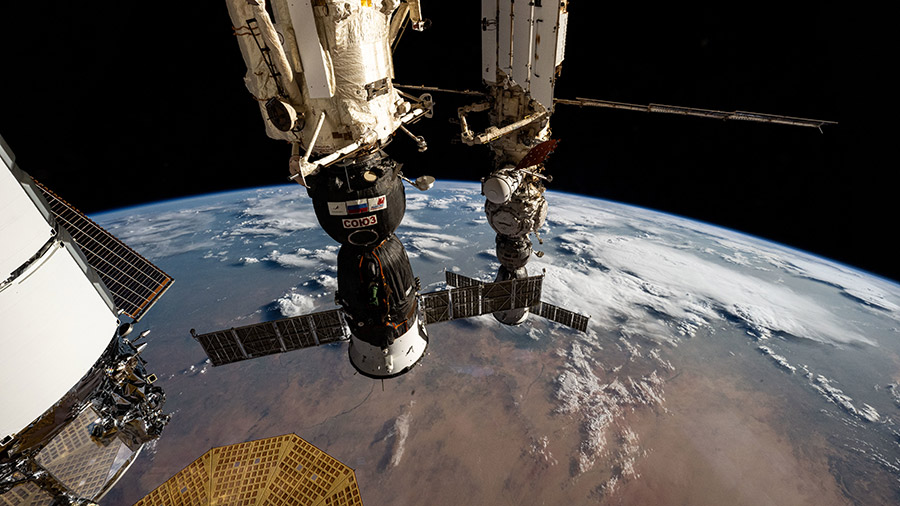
[554,97,837,132]
[394,84,838,132]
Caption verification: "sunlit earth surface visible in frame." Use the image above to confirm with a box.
[96,182,900,505]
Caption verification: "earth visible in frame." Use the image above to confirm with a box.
[94,181,900,505]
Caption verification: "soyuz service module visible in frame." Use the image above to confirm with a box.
[0,136,171,504]
[191,0,589,380]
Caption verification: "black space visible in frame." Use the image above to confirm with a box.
[0,3,892,282]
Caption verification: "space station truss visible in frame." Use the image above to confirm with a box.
[193,309,350,367]
[134,433,362,506]
[421,274,544,324]
[33,181,173,321]
[443,271,590,332]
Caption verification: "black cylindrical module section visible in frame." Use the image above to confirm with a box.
[306,151,406,247]
[495,234,532,270]
[336,234,417,348]
[494,263,528,282]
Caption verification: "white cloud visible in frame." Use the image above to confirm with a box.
[264,246,337,269]
[227,190,317,237]
[99,207,222,259]
[275,292,317,318]
[399,215,442,231]
[539,196,886,347]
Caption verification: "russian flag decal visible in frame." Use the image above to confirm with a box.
[346,199,369,214]
[330,195,386,215]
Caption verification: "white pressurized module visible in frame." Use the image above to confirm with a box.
[0,154,119,442]
[1,136,171,504]
[225,0,432,182]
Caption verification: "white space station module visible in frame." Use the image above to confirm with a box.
[191,0,588,380]
[0,136,171,504]
[225,0,433,182]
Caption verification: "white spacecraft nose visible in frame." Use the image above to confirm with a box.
[483,172,521,204]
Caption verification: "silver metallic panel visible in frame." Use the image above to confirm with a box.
[35,406,136,501]
[481,0,498,83]
[0,481,55,505]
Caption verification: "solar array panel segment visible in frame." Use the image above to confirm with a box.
[193,309,349,367]
[33,181,173,321]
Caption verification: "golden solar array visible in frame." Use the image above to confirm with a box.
[135,434,362,506]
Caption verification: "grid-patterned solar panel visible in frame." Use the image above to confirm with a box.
[448,285,483,319]
[532,302,591,332]
[485,276,543,312]
[134,434,363,506]
[421,290,451,324]
[35,406,135,500]
[33,181,173,321]
[445,271,483,288]
[421,275,543,324]
[193,309,349,367]
[445,271,589,332]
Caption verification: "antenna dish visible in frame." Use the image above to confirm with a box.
[400,174,435,191]
[413,175,435,191]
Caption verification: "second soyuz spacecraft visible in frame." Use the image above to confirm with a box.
[190,0,588,379]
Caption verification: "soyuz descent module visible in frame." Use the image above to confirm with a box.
[0,136,172,504]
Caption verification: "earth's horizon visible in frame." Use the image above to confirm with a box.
[95,181,900,505]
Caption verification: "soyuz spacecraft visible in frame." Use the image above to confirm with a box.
[190,0,588,380]
[0,136,171,504]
